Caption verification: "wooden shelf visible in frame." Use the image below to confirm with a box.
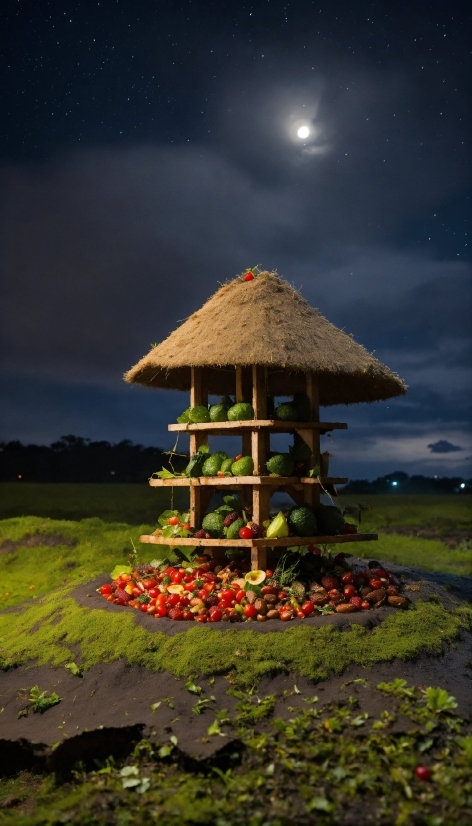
[149,476,348,487]
[139,532,378,549]
[168,420,347,435]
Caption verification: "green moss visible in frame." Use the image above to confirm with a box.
[0,517,157,609]
[1,582,470,686]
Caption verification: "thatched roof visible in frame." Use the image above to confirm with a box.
[124,271,406,405]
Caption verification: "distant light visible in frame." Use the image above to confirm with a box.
[391,481,398,486]
[297,125,310,139]
[460,483,465,488]
[18,474,22,479]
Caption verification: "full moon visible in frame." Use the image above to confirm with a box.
[297,125,310,139]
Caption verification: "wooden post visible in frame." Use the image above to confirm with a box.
[251,366,271,545]
[189,367,208,528]
[235,366,252,455]
[251,544,267,572]
[297,372,321,509]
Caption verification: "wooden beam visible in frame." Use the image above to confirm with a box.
[139,532,379,548]
[168,420,348,433]
[252,486,271,527]
[189,366,208,527]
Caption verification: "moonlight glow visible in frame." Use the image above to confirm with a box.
[297,125,310,139]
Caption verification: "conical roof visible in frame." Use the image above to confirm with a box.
[124,271,406,405]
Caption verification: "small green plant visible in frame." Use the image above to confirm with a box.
[19,685,61,717]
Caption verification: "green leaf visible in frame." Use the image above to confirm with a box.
[151,702,161,713]
[169,735,178,746]
[424,686,458,713]
[197,444,210,454]
[158,744,173,758]
[110,564,131,580]
[207,720,226,737]
[308,797,333,813]
[185,680,202,695]
[28,686,61,714]
[153,468,177,479]
[65,662,82,677]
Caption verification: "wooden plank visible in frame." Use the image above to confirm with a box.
[168,420,348,433]
[189,367,208,527]
[251,365,269,475]
[149,476,348,487]
[139,532,378,548]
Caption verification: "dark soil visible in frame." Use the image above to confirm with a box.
[0,533,77,556]
[1,559,471,777]
[380,524,472,548]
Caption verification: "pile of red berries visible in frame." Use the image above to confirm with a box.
[98,556,408,622]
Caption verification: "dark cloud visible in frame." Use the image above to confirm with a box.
[428,440,464,454]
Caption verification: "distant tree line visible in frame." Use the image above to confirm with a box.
[0,435,170,483]
[342,470,471,495]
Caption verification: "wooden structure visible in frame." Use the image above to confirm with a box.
[126,271,406,570]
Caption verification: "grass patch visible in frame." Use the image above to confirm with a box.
[0,483,188,524]
[0,681,471,825]
[0,517,156,610]
[1,580,470,686]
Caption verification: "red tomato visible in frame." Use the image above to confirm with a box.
[343,585,356,598]
[142,578,157,589]
[197,589,208,600]
[350,596,363,609]
[295,609,305,619]
[301,601,315,616]
[239,527,253,539]
[132,587,142,597]
[119,574,132,582]
[265,569,274,577]
[361,601,371,610]
[147,605,157,615]
[148,588,158,598]
[156,593,167,605]
[99,584,112,595]
[209,607,223,622]
[179,596,190,608]
[243,604,257,618]
[140,604,149,613]
[167,593,180,606]
[171,571,184,584]
[195,615,207,623]
[370,579,383,590]
[155,605,167,617]
[235,590,246,603]
[244,271,255,281]
[183,611,194,621]
[183,574,194,583]
[306,545,321,555]
[341,572,356,585]
[220,588,234,602]
[278,590,288,601]
[182,523,191,531]
[167,516,179,525]
[414,766,431,781]
[106,595,115,602]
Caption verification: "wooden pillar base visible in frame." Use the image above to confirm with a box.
[251,545,267,572]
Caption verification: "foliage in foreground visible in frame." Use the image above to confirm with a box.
[1,680,471,825]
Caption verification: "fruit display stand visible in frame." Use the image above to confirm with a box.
[126,270,406,572]
[139,364,378,570]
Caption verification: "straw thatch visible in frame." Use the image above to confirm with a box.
[124,271,407,405]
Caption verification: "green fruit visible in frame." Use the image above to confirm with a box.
[202,454,226,476]
[275,402,298,421]
[209,403,229,422]
[266,453,295,476]
[220,457,234,474]
[315,505,345,535]
[227,402,255,421]
[231,456,254,476]
[289,433,312,462]
[201,512,225,537]
[189,405,211,423]
[177,408,192,424]
[266,511,289,538]
[225,518,246,539]
[185,453,206,477]
[287,505,318,537]
[293,393,311,422]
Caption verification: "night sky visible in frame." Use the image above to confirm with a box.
[1,0,470,480]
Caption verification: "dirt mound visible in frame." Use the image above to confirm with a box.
[0,533,77,556]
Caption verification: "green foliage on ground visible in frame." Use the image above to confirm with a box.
[1,680,471,825]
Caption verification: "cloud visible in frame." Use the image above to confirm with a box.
[428,440,464,454]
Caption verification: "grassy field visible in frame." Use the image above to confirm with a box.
[1,484,470,577]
